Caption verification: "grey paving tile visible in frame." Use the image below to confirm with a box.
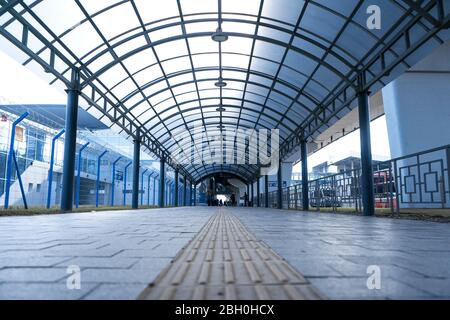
[83,283,148,300]
[56,257,139,269]
[231,207,450,299]
[309,277,434,299]
[0,207,214,299]
[0,267,68,282]
[0,282,98,300]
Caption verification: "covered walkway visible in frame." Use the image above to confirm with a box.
[1,207,449,300]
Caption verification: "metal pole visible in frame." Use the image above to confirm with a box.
[256,177,260,207]
[174,169,179,206]
[251,181,254,207]
[46,129,65,209]
[153,176,157,206]
[111,156,121,207]
[301,140,309,211]
[193,183,197,206]
[159,158,165,207]
[12,151,27,209]
[147,173,153,206]
[75,142,89,208]
[189,181,192,206]
[132,130,141,210]
[358,73,375,216]
[123,161,132,206]
[95,150,108,208]
[141,169,148,206]
[277,158,282,209]
[172,182,175,206]
[61,68,80,211]
[246,184,250,207]
[168,182,171,206]
[264,174,269,208]
[166,181,170,206]
[183,176,187,206]
[4,112,29,209]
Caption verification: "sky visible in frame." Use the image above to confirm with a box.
[0,48,392,171]
[293,116,391,173]
[0,49,154,161]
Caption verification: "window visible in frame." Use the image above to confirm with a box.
[36,184,41,192]
[28,183,33,192]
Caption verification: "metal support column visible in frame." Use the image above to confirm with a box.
[111,156,121,207]
[131,130,141,210]
[153,176,157,206]
[277,158,282,209]
[46,129,65,209]
[141,169,148,206]
[75,142,89,208]
[174,169,179,207]
[189,181,192,206]
[12,151,27,209]
[246,184,250,207]
[183,177,187,206]
[251,182,254,207]
[193,184,197,206]
[61,69,80,211]
[159,158,165,207]
[123,161,132,206]
[264,174,269,208]
[358,73,375,216]
[147,173,153,206]
[256,177,260,207]
[301,140,309,211]
[4,112,29,209]
[95,150,108,208]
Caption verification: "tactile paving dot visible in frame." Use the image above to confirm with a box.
[138,207,326,300]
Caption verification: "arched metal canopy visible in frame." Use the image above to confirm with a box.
[0,0,448,183]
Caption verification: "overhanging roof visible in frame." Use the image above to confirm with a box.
[0,104,109,130]
[0,0,449,182]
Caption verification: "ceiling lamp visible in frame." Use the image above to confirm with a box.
[216,106,226,112]
[217,124,225,130]
[215,77,227,88]
[211,27,228,42]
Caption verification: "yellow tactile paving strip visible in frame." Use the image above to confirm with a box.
[138,207,326,300]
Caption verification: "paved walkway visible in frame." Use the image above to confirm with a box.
[235,208,450,299]
[1,207,449,299]
[0,207,213,299]
[139,207,323,300]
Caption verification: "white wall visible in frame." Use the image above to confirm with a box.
[382,41,450,208]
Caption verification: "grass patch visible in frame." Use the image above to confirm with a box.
[285,206,450,223]
[0,205,162,217]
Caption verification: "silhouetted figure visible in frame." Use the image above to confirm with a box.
[230,194,236,206]
[244,192,248,207]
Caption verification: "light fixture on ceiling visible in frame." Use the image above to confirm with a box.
[215,77,227,88]
[217,124,225,130]
[211,27,228,42]
[216,106,226,112]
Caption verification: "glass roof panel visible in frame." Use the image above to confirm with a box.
[134,0,179,24]
[123,49,158,74]
[180,0,217,16]
[149,25,183,42]
[32,0,84,35]
[60,21,104,58]
[222,0,261,16]
[91,2,139,41]
[160,56,191,75]
[1,0,447,182]
[261,0,305,25]
[133,64,164,87]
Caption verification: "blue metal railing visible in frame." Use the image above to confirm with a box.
[265,144,450,213]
